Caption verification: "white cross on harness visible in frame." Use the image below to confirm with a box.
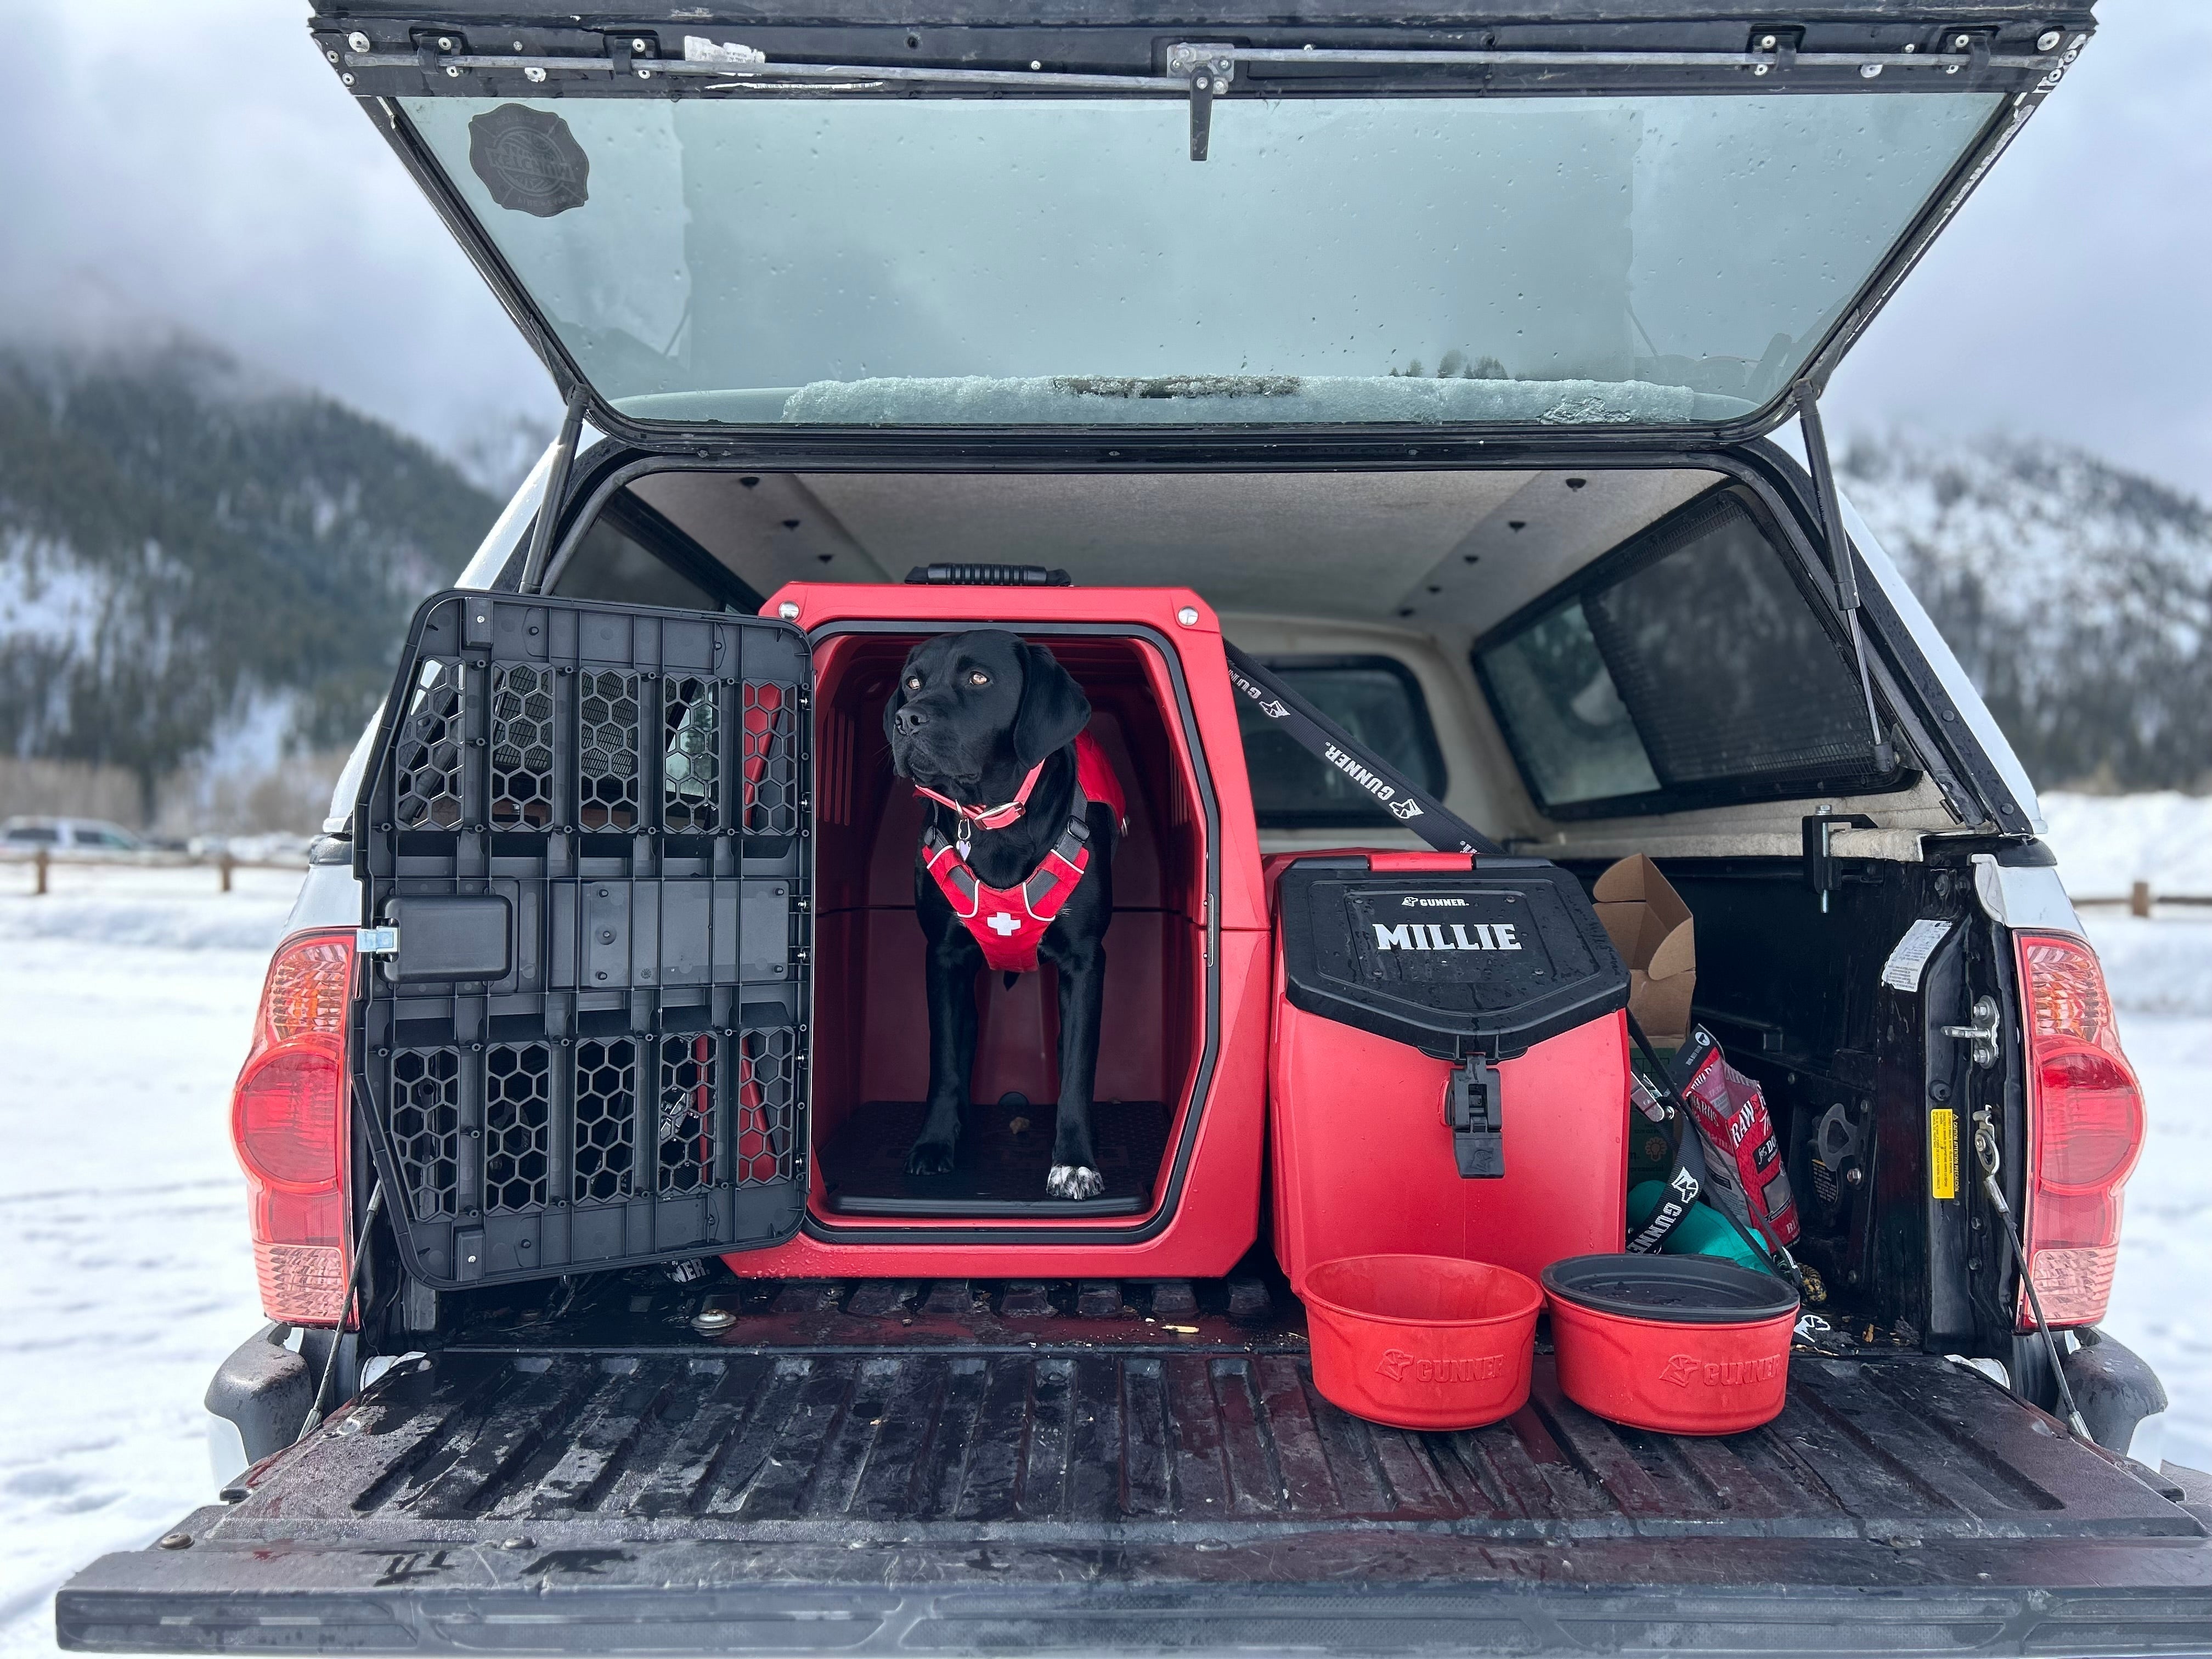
[986,912,1023,936]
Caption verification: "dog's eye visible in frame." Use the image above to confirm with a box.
[967,670,990,687]
[904,675,922,692]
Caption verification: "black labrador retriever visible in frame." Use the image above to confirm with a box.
[884,630,1118,1200]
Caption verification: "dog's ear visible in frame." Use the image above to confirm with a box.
[1012,641,1091,768]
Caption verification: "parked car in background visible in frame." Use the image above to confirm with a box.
[0,816,144,853]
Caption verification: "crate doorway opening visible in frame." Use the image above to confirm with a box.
[808,630,1210,1220]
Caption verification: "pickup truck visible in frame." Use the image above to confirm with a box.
[60,3,2212,1654]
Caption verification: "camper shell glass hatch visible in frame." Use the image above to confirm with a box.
[317,9,2095,440]
[400,92,1996,428]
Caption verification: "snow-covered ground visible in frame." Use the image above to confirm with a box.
[2074,913,2212,1472]
[2040,787,2212,1479]
[0,862,291,1657]
[2043,790,2212,903]
[0,809,2207,1649]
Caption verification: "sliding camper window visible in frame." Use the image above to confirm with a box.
[1472,486,1901,819]
[1237,656,1447,829]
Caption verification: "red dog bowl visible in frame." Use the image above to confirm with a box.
[1542,1255,1800,1435]
[1302,1255,1542,1430]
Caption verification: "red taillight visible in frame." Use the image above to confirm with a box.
[2016,933,2145,1329]
[235,1048,343,1189]
[232,929,356,1325]
[262,935,353,1045]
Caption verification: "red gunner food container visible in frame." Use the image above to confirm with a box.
[1542,1255,1799,1435]
[1266,854,1634,1292]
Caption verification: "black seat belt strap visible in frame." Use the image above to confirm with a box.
[1222,642,1505,857]
[1624,1011,1706,1254]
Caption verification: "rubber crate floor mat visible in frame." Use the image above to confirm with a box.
[819,1099,1169,1217]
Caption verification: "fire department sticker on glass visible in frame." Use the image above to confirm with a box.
[468,104,590,217]
[1880,918,1954,993]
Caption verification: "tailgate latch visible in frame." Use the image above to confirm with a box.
[1940,995,2001,1069]
[1444,1056,1505,1179]
[356,926,399,957]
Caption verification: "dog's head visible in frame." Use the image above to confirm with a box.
[884,630,1091,798]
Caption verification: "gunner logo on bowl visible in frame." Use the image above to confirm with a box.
[1376,1349,1510,1385]
[1660,1352,1783,1389]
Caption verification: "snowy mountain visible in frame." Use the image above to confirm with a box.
[2,339,2202,817]
[1840,431,2212,794]
[0,330,500,816]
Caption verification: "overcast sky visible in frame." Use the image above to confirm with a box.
[2,2,2204,499]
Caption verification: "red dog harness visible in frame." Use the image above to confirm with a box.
[917,732,1126,973]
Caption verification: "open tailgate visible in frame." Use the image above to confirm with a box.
[59,1275,2212,1656]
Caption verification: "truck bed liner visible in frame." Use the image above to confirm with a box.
[59,1277,2212,1655]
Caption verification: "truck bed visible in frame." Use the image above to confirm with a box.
[60,1275,2212,1655]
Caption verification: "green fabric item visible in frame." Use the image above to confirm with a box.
[1627,1180,1767,1272]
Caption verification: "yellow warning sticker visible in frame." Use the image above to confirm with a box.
[1930,1108,1959,1201]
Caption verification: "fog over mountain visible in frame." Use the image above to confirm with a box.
[1842,431,2212,795]
[0,330,500,816]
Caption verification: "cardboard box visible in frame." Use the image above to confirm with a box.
[1593,854,1696,1046]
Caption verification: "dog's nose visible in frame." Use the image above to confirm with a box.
[893,706,929,736]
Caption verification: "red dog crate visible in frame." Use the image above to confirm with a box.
[725,582,1269,1280]
[723,585,1628,1286]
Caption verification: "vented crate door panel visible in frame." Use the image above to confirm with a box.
[356,591,811,1289]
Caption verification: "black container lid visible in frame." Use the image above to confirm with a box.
[1274,859,1628,1060]
[1542,1254,1801,1325]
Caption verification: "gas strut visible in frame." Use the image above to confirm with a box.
[299,1178,386,1441]
[518,385,590,596]
[1794,382,1897,776]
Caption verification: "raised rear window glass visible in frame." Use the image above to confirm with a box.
[552,517,720,613]
[1237,657,1446,829]
[402,92,2000,428]
[1474,490,1888,816]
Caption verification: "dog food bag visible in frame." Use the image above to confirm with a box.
[1671,1028,1801,1251]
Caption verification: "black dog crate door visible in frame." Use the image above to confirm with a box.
[355,591,810,1289]
[1276,856,1628,1060]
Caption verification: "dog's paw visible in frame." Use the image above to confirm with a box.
[906,1138,958,1176]
[1046,1164,1105,1200]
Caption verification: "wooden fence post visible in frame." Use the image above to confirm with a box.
[219,850,235,894]
[33,845,47,896]
[2130,880,2152,918]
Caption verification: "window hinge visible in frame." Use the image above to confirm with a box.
[1166,43,1235,160]
[1748,28,1801,77]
